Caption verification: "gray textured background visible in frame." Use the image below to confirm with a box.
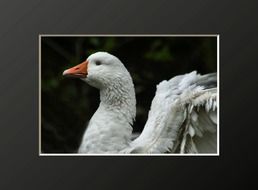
[0,0,257,189]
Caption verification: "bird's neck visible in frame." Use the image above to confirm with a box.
[78,77,136,153]
[99,79,136,125]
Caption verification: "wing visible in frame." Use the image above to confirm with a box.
[123,71,218,154]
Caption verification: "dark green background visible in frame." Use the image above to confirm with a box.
[41,36,217,153]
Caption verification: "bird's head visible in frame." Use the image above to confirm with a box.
[63,52,130,89]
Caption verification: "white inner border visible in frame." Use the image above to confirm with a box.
[39,34,220,157]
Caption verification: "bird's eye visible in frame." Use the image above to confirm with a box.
[95,61,102,66]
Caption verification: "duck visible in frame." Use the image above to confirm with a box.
[63,52,217,154]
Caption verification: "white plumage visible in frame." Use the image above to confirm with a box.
[63,52,218,154]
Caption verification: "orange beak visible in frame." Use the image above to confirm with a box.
[63,60,88,78]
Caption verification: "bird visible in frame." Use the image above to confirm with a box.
[63,52,217,154]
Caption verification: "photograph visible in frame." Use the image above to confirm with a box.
[3,0,257,188]
[39,35,219,155]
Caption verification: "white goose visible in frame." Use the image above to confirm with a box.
[63,52,217,154]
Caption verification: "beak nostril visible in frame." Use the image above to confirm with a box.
[64,61,87,78]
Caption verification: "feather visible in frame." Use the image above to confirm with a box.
[127,71,218,154]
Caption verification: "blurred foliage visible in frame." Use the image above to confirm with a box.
[41,36,217,153]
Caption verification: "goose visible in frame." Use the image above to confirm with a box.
[63,52,218,154]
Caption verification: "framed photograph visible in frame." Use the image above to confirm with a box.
[3,0,256,188]
[39,35,219,156]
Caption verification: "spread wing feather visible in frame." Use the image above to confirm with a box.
[124,71,218,154]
